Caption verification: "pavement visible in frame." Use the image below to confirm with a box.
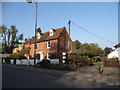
[2,64,120,88]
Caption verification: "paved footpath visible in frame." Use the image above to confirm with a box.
[2,64,120,88]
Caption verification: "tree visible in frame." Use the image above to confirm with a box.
[104,47,113,55]
[19,45,31,56]
[73,40,81,49]
[81,43,105,57]
[0,25,23,54]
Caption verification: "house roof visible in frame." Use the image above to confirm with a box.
[114,43,120,48]
[25,27,66,44]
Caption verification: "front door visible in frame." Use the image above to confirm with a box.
[39,51,44,61]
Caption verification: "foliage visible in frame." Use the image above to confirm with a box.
[93,56,101,62]
[100,56,109,61]
[72,54,81,60]
[109,57,118,61]
[93,62,104,66]
[73,40,81,49]
[19,46,31,56]
[70,55,92,66]
[73,40,105,57]
[37,59,51,68]
[82,43,105,56]
[82,56,90,60]
[37,62,71,70]
[0,25,23,54]
[104,47,113,55]
[10,52,27,59]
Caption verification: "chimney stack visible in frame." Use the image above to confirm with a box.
[36,27,41,33]
[24,38,27,42]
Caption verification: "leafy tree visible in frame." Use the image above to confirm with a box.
[73,40,81,49]
[104,47,113,55]
[0,25,23,54]
[81,43,105,57]
[19,45,31,56]
[10,52,27,59]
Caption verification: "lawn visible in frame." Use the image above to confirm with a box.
[93,61,104,65]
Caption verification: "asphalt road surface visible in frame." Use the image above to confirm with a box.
[3,67,67,88]
[2,64,119,88]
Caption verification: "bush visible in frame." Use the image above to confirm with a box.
[82,56,89,60]
[109,57,118,61]
[100,56,108,61]
[68,55,93,66]
[10,53,27,59]
[37,59,51,68]
[72,55,81,60]
[93,56,101,62]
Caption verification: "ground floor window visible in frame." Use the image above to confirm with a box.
[47,53,58,59]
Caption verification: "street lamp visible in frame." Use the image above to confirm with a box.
[27,0,38,67]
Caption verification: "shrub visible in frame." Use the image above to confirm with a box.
[93,56,97,62]
[93,56,101,62]
[82,56,89,60]
[72,55,81,60]
[37,59,51,68]
[109,57,118,61]
[10,53,27,59]
[68,55,93,66]
[100,56,108,61]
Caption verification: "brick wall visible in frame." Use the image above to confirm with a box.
[58,28,72,63]
[13,27,73,63]
[28,39,58,59]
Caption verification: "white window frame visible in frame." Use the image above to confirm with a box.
[47,53,51,59]
[37,33,41,39]
[47,41,50,49]
[49,29,54,36]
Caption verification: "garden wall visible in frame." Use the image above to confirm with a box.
[104,60,120,68]
[2,59,59,66]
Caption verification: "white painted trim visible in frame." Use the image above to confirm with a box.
[47,41,50,49]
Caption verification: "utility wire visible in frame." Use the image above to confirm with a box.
[71,22,116,44]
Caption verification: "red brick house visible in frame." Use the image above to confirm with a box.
[13,27,74,63]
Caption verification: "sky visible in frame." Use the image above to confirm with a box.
[2,2,118,49]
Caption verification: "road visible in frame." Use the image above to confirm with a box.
[2,64,119,88]
[3,67,68,88]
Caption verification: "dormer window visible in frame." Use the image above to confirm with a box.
[37,33,41,39]
[49,28,54,36]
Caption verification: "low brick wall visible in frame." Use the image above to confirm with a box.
[104,60,120,68]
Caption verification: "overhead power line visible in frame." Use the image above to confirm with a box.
[71,22,116,44]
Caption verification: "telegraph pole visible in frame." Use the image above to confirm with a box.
[27,0,38,67]
[68,20,71,37]
[68,20,71,52]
